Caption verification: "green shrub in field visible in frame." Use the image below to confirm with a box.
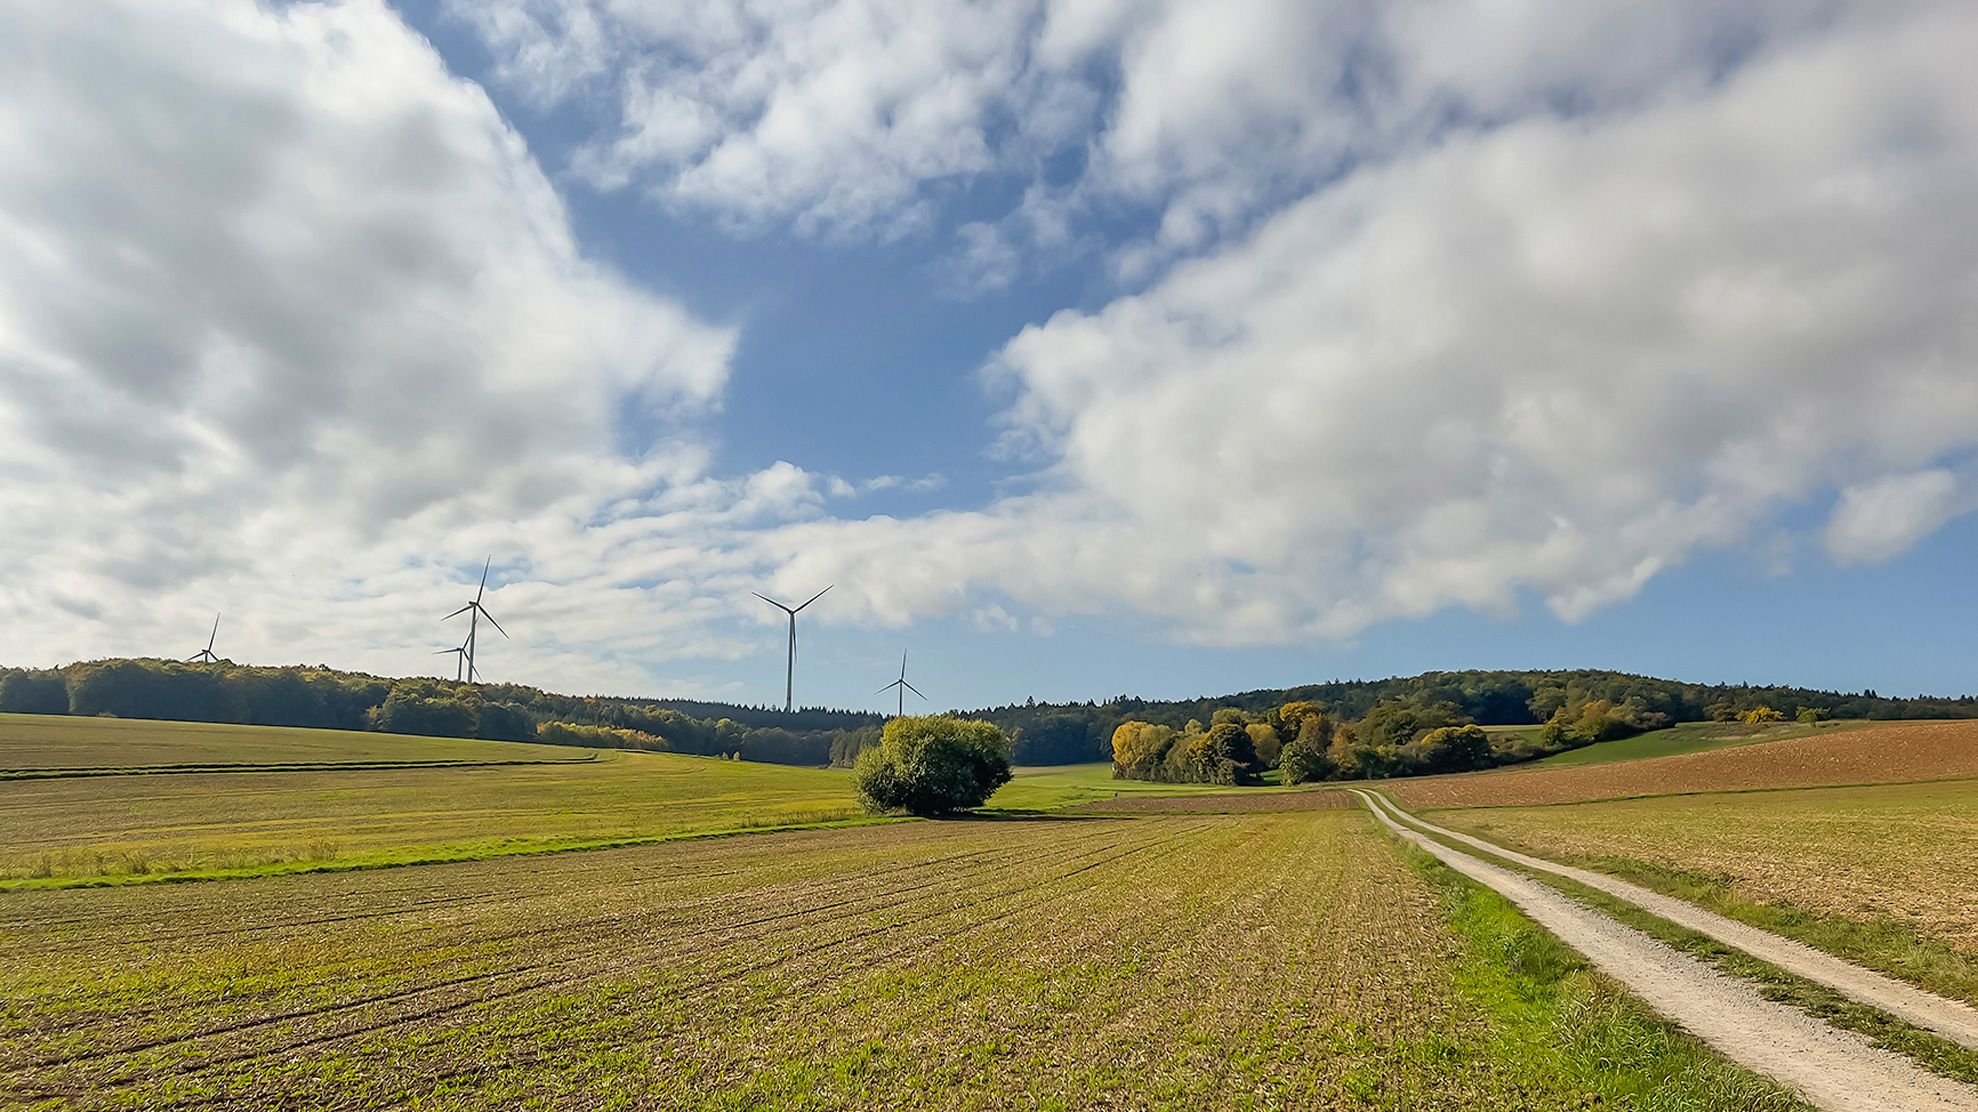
[853,716,1012,816]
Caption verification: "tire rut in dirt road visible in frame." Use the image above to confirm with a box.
[1366,791,1978,1051]
[1351,790,1978,1112]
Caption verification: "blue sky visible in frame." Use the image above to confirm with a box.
[1,1,1974,713]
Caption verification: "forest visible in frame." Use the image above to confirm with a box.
[0,658,1970,774]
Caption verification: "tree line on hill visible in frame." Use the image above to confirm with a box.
[987,669,1976,770]
[0,659,1970,775]
[0,659,881,767]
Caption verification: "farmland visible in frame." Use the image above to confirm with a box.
[1385,719,1978,809]
[1398,719,1978,1015]
[1530,720,1855,768]
[10,711,1974,1106]
[0,711,594,771]
[0,718,866,887]
[0,808,1804,1110]
[1431,779,1978,992]
[988,761,1292,811]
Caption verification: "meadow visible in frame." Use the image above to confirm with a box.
[0,712,593,772]
[0,719,868,887]
[988,761,1291,811]
[0,808,1803,1110]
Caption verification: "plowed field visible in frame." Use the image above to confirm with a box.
[1386,720,1978,810]
[0,811,1793,1110]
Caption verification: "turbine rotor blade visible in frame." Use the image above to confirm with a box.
[903,681,925,699]
[479,607,508,638]
[476,556,491,602]
[443,603,473,620]
[793,584,833,612]
[874,682,899,696]
[752,591,794,613]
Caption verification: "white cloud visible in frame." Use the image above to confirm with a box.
[1826,470,1968,566]
[0,0,830,695]
[5,0,1977,701]
[758,2,1978,642]
[453,0,1841,278]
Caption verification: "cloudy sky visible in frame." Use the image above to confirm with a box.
[2,0,1975,710]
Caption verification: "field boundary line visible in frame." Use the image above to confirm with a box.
[1351,789,1978,1111]
[1363,790,1978,1051]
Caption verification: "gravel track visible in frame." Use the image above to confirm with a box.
[1371,791,1978,1049]
[1353,789,1978,1112]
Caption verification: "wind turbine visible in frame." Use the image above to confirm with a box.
[433,640,470,682]
[186,614,221,664]
[753,585,831,713]
[443,557,505,684]
[874,650,924,718]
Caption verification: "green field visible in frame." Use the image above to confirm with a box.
[0,711,595,772]
[988,761,1290,811]
[2,729,1306,889]
[0,718,875,887]
[1530,720,1859,768]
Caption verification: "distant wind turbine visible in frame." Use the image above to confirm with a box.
[443,557,506,684]
[186,613,221,664]
[433,640,470,682]
[874,650,924,718]
[753,585,831,713]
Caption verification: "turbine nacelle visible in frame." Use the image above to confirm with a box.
[756,584,832,713]
[875,650,925,717]
[442,556,506,683]
[186,613,221,664]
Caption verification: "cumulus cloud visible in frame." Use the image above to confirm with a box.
[0,0,825,694]
[759,2,1978,642]
[5,0,1977,700]
[454,0,1840,277]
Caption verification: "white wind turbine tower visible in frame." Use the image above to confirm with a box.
[753,585,831,713]
[875,650,925,718]
[443,557,506,684]
[186,614,221,664]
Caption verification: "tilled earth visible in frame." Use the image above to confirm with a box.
[0,812,1559,1109]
